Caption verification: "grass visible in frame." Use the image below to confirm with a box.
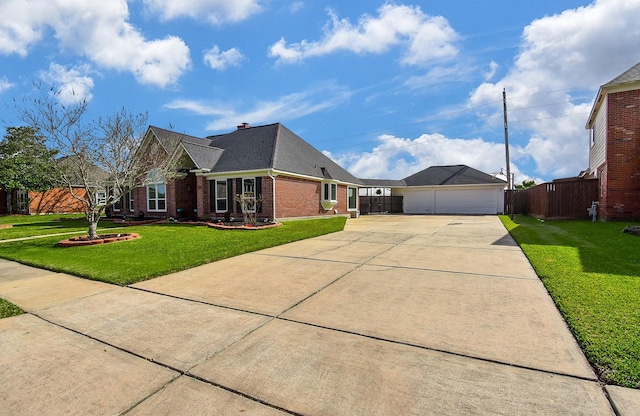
[0,214,121,240]
[0,217,347,286]
[500,215,640,388]
[0,298,23,319]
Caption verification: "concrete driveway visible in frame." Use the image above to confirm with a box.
[0,215,637,415]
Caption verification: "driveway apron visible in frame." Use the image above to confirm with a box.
[0,215,632,414]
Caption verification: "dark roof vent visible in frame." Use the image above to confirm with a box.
[237,122,250,130]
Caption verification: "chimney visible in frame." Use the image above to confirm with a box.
[237,122,250,130]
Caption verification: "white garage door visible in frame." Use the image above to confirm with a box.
[404,188,501,214]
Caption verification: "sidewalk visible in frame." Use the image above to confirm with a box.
[1,215,639,414]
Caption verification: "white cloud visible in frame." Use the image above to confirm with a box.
[269,4,459,66]
[142,0,262,24]
[0,77,14,94]
[331,132,526,181]
[39,63,94,104]
[0,0,191,88]
[484,61,499,81]
[467,0,640,179]
[203,46,245,70]
[166,85,352,131]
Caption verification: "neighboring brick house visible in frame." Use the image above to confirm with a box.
[134,123,362,221]
[0,156,108,215]
[586,61,640,220]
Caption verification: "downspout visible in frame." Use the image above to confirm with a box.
[268,170,276,220]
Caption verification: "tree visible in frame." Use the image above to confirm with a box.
[0,126,58,213]
[516,179,536,190]
[15,85,179,239]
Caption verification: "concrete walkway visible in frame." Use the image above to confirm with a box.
[0,215,638,415]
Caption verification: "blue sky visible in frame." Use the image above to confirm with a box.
[1,0,639,184]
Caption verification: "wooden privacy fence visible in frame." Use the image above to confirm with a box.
[505,179,598,220]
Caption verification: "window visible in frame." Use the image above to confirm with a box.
[348,187,358,210]
[215,180,227,212]
[323,182,337,202]
[147,183,166,211]
[590,128,595,148]
[16,190,28,213]
[95,190,107,206]
[321,181,338,210]
[128,190,134,212]
[113,188,134,212]
[242,178,256,212]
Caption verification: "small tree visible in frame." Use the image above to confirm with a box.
[235,193,262,225]
[0,126,58,213]
[16,85,178,239]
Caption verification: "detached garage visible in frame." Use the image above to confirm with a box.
[361,165,507,215]
[401,165,506,214]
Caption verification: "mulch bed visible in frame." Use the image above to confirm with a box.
[58,233,140,247]
[208,221,283,230]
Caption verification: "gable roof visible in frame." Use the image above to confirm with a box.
[149,123,361,185]
[402,165,506,187]
[603,61,640,87]
[586,61,640,128]
[56,155,110,187]
[205,123,361,184]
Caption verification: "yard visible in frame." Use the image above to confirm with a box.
[501,215,640,388]
[0,215,347,286]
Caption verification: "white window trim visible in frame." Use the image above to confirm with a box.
[242,178,257,213]
[215,179,228,213]
[95,190,107,206]
[321,181,338,210]
[147,183,167,212]
[128,190,135,212]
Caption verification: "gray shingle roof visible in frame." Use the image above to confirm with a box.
[148,126,210,154]
[604,61,640,87]
[402,165,506,186]
[149,123,361,184]
[206,123,361,184]
[360,179,407,187]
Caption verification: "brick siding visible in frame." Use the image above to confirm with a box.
[603,89,640,220]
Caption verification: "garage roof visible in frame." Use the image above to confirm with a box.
[403,165,506,187]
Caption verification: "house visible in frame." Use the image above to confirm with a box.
[361,165,506,215]
[0,156,109,215]
[2,122,507,219]
[132,123,362,221]
[586,61,640,220]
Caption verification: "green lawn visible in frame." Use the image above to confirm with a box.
[0,298,23,319]
[500,215,640,388]
[0,217,347,286]
[0,214,122,240]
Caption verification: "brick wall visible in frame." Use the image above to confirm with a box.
[604,89,640,220]
[29,188,87,214]
[173,173,198,219]
[274,176,348,219]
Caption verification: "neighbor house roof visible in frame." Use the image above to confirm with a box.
[56,155,110,187]
[402,165,506,187]
[149,123,361,185]
[586,61,640,128]
[603,61,640,87]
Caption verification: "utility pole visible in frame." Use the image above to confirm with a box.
[503,88,513,219]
